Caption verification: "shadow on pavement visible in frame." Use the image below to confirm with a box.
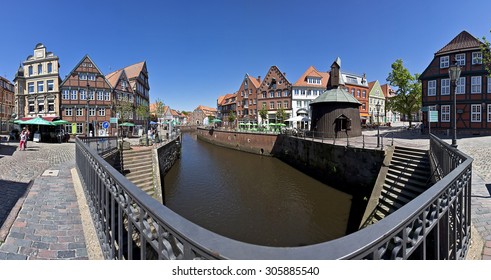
[0,145,17,157]
[0,179,31,241]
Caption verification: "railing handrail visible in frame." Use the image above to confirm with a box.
[76,133,472,259]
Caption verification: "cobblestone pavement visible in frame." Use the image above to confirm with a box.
[0,141,87,260]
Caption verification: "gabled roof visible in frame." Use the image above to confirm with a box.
[258,65,291,90]
[105,69,133,93]
[246,74,261,88]
[60,54,111,87]
[123,61,146,79]
[435,30,483,55]
[293,65,330,87]
[380,84,394,98]
[311,88,361,105]
[196,105,217,113]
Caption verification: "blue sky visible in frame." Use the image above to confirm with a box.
[1,0,491,111]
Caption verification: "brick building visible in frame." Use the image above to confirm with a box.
[0,76,15,133]
[257,66,292,124]
[236,74,261,124]
[420,30,491,135]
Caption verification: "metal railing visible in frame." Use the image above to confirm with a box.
[75,133,472,259]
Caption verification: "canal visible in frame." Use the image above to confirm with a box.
[164,132,352,247]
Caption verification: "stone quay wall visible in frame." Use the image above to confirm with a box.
[155,136,181,202]
[197,128,278,156]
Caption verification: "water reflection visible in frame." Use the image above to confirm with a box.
[164,132,352,247]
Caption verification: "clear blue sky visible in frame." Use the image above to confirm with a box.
[1,0,491,112]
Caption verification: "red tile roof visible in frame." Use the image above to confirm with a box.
[435,30,483,55]
[123,61,145,79]
[293,66,329,88]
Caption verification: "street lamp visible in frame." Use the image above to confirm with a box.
[376,101,381,148]
[448,60,461,148]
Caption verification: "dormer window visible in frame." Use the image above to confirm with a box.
[307,77,321,84]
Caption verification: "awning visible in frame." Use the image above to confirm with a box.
[360,113,370,117]
[20,116,59,121]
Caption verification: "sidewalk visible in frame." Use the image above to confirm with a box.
[0,141,101,260]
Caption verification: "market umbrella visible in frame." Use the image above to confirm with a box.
[13,119,24,124]
[52,119,71,125]
[210,119,222,123]
[22,117,54,126]
[149,121,158,125]
[277,123,286,127]
[120,122,135,127]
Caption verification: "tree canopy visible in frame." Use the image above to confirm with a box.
[386,59,422,126]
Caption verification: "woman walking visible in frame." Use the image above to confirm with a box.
[19,127,27,151]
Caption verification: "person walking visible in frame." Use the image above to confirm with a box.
[19,127,27,151]
[24,126,30,149]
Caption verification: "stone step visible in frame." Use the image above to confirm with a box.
[391,154,429,165]
[394,146,428,156]
[387,168,429,183]
[383,178,426,196]
[380,188,412,205]
[389,164,431,177]
[378,197,403,213]
[386,173,428,188]
[126,170,153,182]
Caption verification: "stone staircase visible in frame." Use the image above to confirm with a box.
[364,146,431,226]
[122,147,155,197]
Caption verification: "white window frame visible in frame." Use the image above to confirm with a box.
[28,82,34,93]
[47,80,54,91]
[89,107,96,116]
[428,80,436,96]
[441,78,450,95]
[98,108,106,116]
[76,108,84,116]
[37,81,44,93]
[472,52,482,65]
[456,77,465,94]
[471,76,481,93]
[71,90,77,100]
[65,108,73,116]
[471,104,481,122]
[455,53,465,66]
[440,56,449,68]
[488,104,491,122]
[104,92,110,101]
[441,105,450,122]
[62,89,69,100]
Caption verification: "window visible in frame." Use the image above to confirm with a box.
[76,108,84,116]
[47,98,55,112]
[38,64,42,74]
[357,90,360,97]
[97,91,103,100]
[62,89,69,100]
[277,101,282,108]
[455,54,465,66]
[362,103,366,110]
[471,104,481,122]
[276,91,281,97]
[440,56,449,68]
[269,91,274,98]
[65,108,73,116]
[28,99,35,113]
[283,90,288,97]
[88,74,96,81]
[47,62,53,73]
[76,123,83,134]
[488,104,491,122]
[269,102,274,109]
[362,90,366,98]
[71,90,77,100]
[104,91,110,101]
[441,105,450,122]
[37,99,44,113]
[47,80,54,91]
[294,89,299,95]
[98,108,106,116]
[456,77,465,94]
[488,77,491,93]
[472,52,482,64]
[89,108,96,116]
[79,73,87,80]
[80,89,87,100]
[471,76,481,93]
[28,66,33,76]
[441,78,450,95]
[262,102,266,109]
[428,80,436,96]
[37,81,44,92]
[28,82,34,93]
[284,101,288,109]
[351,89,355,95]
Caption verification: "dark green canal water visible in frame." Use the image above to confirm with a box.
[164,132,352,247]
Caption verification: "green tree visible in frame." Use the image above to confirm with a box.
[386,59,422,127]
[228,111,236,128]
[259,106,268,124]
[481,31,491,75]
[116,100,134,122]
[154,98,165,122]
[276,107,287,123]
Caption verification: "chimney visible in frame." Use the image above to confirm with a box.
[257,76,261,83]
[283,72,286,77]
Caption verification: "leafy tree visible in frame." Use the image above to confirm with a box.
[154,98,165,122]
[228,111,236,128]
[116,100,134,122]
[276,107,287,123]
[481,31,491,75]
[386,59,422,127]
[259,106,268,124]
[136,104,149,121]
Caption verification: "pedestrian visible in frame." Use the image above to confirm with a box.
[19,127,27,151]
[24,126,30,149]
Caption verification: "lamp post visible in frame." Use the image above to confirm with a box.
[376,101,381,148]
[448,60,461,148]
